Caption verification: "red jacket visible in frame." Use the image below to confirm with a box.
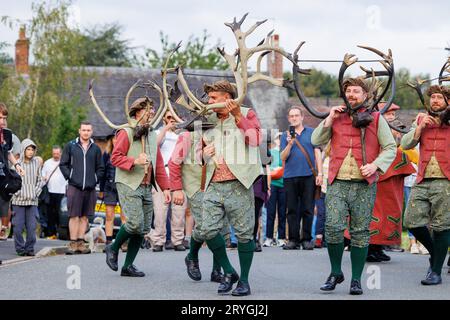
[328,112,381,185]
[416,117,450,184]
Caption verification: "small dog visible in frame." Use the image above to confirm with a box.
[84,217,107,253]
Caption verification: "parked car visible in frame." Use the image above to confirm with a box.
[57,194,122,240]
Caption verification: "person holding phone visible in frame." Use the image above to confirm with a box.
[280,106,323,251]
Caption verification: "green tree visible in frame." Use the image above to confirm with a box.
[0,42,13,86]
[284,68,339,98]
[0,0,88,159]
[391,68,430,109]
[144,30,229,70]
[74,23,137,67]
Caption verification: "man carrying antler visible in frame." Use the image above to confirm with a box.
[401,85,450,285]
[105,98,171,277]
[198,80,262,296]
[311,78,396,295]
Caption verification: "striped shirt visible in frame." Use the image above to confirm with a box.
[12,157,43,206]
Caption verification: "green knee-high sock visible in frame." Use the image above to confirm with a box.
[206,234,234,274]
[111,225,131,252]
[350,246,368,281]
[123,235,143,268]
[327,242,345,275]
[431,230,450,275]
[212,256,221,272]
[238,240,255,283]
[409,227,434,266]
[187,237,203,261]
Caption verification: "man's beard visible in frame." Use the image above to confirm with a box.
[133,124,150,141]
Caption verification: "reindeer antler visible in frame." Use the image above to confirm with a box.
[357,46,395,114]
[89,79,141,129]
[176,13,303,114]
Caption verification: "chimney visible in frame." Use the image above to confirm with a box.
[266,34,283,79]
[15,25,30,75]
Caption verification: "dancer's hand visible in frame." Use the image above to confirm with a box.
[163,190,171,204]
[360,163,378,177]
[172,190,184,206]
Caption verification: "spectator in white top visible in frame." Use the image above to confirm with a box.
[149,110,187,251]
[41,145,67,239]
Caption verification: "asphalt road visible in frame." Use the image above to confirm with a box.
[1,244,449,300]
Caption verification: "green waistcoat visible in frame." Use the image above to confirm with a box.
[181,131,204,199]
[203,107,262,189]
[115,127,158,191]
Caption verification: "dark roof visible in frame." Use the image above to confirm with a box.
[75,67,291,139]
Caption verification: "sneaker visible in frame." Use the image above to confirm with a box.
[16,251,26,256]
[410,243,420,254]
[418,243,429,255]
[276,239,286,247]
[46,235,57,240]
[254,241,262,252]
[263,238,273,247]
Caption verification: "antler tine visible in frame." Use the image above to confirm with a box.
[244,19,268,38]
[358,45,396,112]
[360,65,390,78]
[224,13,249,31]
[407,80,426,108]
[293,41,306,60]
[285,42,329,119]
[89,79,128,129]
[438,57,450,85]
[124,80,142,127]
[357,45,392,62]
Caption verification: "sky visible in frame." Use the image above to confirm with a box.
[1,0,449,77]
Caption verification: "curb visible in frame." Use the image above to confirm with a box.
[0,246,68,267]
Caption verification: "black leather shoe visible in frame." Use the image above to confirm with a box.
[254,241,262,252]
[320,273,345,291]
[349,279,363,295]
[26,251,35,256]
[174,244,186,251]
[185,255,201,281]
[210,269,224,283]
[218,271,239,294]
[366,252,382,262]
[283,241,300,250]
[421,272,442,285]
[152,245,163,252]
[231,281,251,296]
[375,250,391,262]
[105,244,118,271]
[301,240,314,250]
[121,264,145,277]
[165,241,174,250]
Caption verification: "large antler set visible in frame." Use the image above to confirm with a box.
[286,43,404,132]
[89,45,186,132]
[407,57,450,125]
[175,13,302,115]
